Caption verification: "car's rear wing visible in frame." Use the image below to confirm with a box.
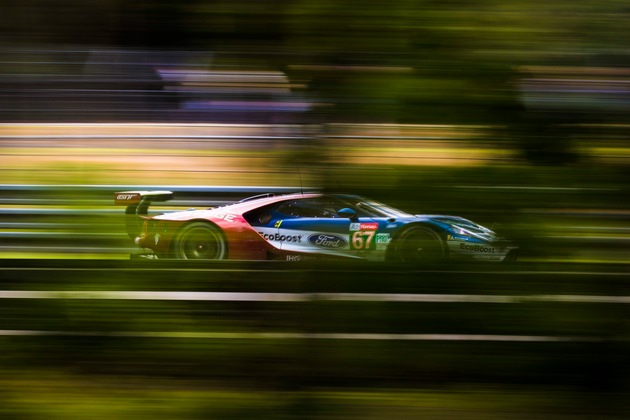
[114,191,173,238]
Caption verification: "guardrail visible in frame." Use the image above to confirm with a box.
[0,184,628,260]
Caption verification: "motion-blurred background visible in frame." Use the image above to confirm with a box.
[1,0,629,261]
[1,1,630,418]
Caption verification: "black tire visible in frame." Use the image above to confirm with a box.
[389,226,446,264]
[173,222,227,260]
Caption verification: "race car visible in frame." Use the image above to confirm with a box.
[114,191,518,263]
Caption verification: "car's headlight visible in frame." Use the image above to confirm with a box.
[452,225,472,237]
[449,224,494,241]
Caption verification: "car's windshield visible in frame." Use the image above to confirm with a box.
[333,195,412,218]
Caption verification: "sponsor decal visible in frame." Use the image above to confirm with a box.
[375,233,390,244]
[375,233,390,250]
[350,222,379,231]
[213,213,237,222]
[258,232,303,243]
[308,234,348,249]
[274,220,283,228]
[114,193,141,205]
[459,243,496,253]
[116,194,137,201]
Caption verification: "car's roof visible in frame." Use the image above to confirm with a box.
[222,192,324,212]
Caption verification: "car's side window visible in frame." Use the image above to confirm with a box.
[242,204,276,226]
[275,198,341,218]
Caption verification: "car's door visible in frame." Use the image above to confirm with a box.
[272,197,383,258]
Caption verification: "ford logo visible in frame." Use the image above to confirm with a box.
[308,234,347,249]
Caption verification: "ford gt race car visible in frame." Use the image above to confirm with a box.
[114,191,518,263]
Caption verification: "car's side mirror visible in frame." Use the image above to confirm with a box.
[337,208,357,219]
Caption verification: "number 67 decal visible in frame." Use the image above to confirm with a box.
[351,230,375,250]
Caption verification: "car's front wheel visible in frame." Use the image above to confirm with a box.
[389,226,446,264]
[173,222,227,260]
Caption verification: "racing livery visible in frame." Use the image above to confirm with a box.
[114,191,518,263]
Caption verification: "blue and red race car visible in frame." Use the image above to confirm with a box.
[115,191,518,263]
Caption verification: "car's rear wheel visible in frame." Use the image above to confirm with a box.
[173,222,227,260]
[390,226,446,264]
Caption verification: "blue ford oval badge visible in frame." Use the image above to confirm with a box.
[308,234,347,249]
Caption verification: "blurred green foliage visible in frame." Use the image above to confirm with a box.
[2,261,630,417]
[1,374,626,419]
